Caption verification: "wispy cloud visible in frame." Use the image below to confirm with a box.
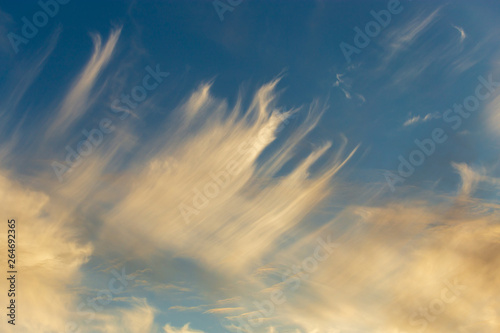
[168,305,206,312]
[203,307,245,314]
[1,5,499,331]
[47,28,122,136]
[380,7,442,66]
[333,72,365,104]
[403,112,439,127]
[452,162,500,197]
[163,323,205,333]
[452,24,467,42]
[486,93,500,137]
[146,283,192,293]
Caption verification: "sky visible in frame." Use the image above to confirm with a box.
[0,0,500,332]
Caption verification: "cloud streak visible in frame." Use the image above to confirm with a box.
[48,28,122,136]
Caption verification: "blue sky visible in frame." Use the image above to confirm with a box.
[1,1,500,332]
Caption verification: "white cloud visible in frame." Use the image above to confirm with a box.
[92,298,158,333]
[403,112,439,126]
[0,171,93,332]
[452,162,500,197]
[48,28,122,135]
[96,80,358,278]
[163,323,205,333]
[382,7,442,63]
[452,24,467,42]
[334,73,365,104]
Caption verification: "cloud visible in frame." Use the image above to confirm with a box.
[187,162,499,333]
[403,112,439,127]
[382,7,442,63]
[0,22,498,332]
[0,28,60,125]
[452,162,500,197]
[332,73,344,87]
[0,8,15,54]
[0,170,93,332]
[203,307,245,314]
[145,283,192,292]
[97,80,358,278]
[163,323,205,333]
[333,73,365,104]
[341,87,351,99]
[91,297,158,333]
[486,94,500,137]
[237,193,500,333]
[47,27,122,136]
[452,24,467,42]
[168,305,206,312]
